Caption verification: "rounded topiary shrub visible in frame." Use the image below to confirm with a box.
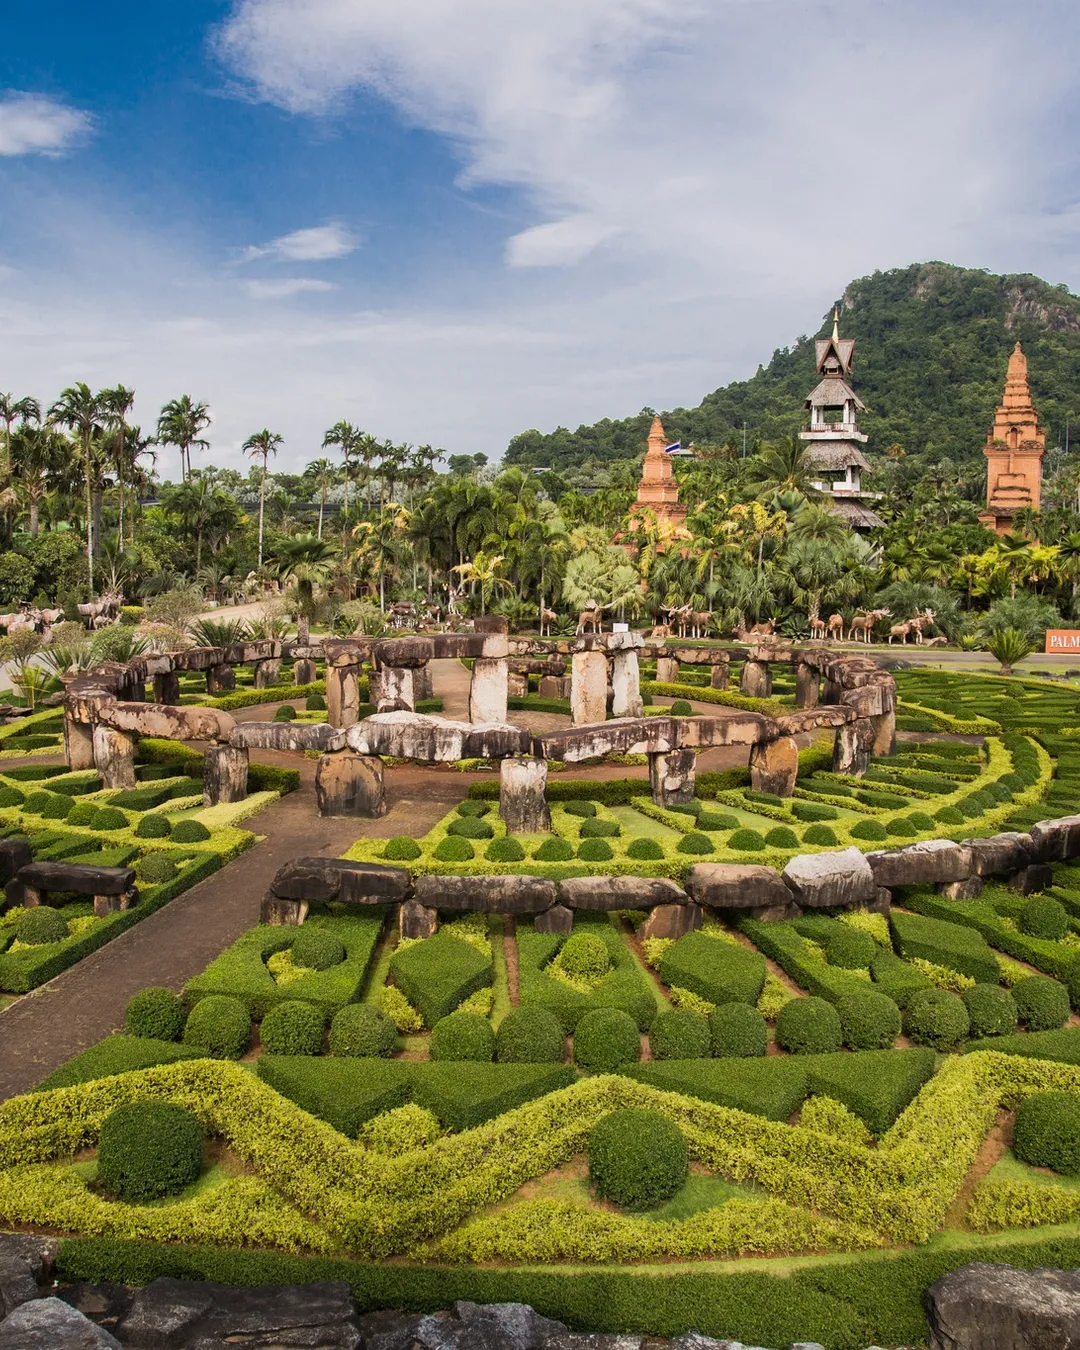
[447,816,495,840]
[764,826,800,850]
[68,801,100,828]
[626,838,664,860]
[260,1000,325,1055]
[669,700,694,716]
[710,1003,768,1057]
[273,704,297,721]
[676,832,713,855]
[792,801,838,823]
[1019,897,1069,940]
[727,828,765,852]
[135,814,171,839]
[182,995,251,1059]
[91,806,127,831]
[885,817,918,838]
[837,990,901,1050]
[434,835,475,862]
[648,1009,710,1060]
[305,693,327,711]
[171,819,211,843]
[533,837,573,862]
[580,817,620,838]
[1013,1091,1080,1175]
[486,836,526,862]
[329,1004,397,1057]
[429,1010,496,1062]
[0,786,24,808]
[588,1108,688,1210]
[803,824,839,847]
[574,1008,641,1072]
[775,997,842,1055]
[495,1005,566,1063]
[125,987,184,1041]
[455,799,491,817]
[907,811,936,832]
[934,806,966,826]
[826,928,878,971]
[578,838,614,861]
[558,932,611,982]
[562,800,596,819]
[16,905,68,945]
[97,1102,204,1203]
[291,928,346,971]
[1014,975,1070,1031]
[962,983,1019,1038]
[135,853,178,884]
[383,836,422,861]
[697,811,740,831]
[904,987,970,1050]
[850,819,888,841]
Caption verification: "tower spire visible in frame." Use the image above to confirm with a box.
[832,307,840,342]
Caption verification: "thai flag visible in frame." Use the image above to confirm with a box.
[664,441,681,453]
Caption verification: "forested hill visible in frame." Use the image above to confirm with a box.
[505,263,1080,473]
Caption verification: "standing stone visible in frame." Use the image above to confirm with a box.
[648,747,697,806]
[203,744,249,805]
[326,665,362,728]
[94,887,138,917]
[206,663,235,695]
[372,666,415,712]
[639,902,703,941]
[92,725,137,790]
[63,715,95,771]
[740,659,771,697]
[152,671,181,704]
[749,735,799,797]
[469,657,509,723]
[296,616,310,644]
[254,658,282,689]
[499,757,551,833]
[315,752,386,817]
[507,672,529,699]
[655,655,680,684]
[925,1261,1080,1350]
[833,717,876,776]
[571,650,608,725]
[939,877,983,900]
[871,707,896,757]
[611,649,643,719]
[293,658,317,687]
[794,661,819,708]
[412,664,433,701]
[710,663,729,690]
[400,900,438,939]
[534,904,574,934]
[539,675,571,700]
[261,895,308,926]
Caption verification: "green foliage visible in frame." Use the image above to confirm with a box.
[260,1000,325,1055]
[659,931,766,1008]
[33,1035,201,1091]
[447,816,495,840]
[578,837,614,861]
[889,909,1000,984]
[430,1011,496,1062]
[697,811,740,831]
[837,991,901,1050]
[291,929,346,972]
[803,824,839,846]
[97,1102,204,1202]
[648,1009,710,1060]
[710,1003,768,1057]
[1014,975,1071,1031]
[306,693,327,711]
[495,1005,566,1063]
[330,1004,397,1058]
[961,984,1019,1037]
[669,700,694,716]
[485,836,526,862]
[135,853,178,884]
[764,826,800,850]
[775,997,842,1054]
[727,828,765,852]
[626,838,664,860]
[1020,896,1069,939]
[17,905,68,945]
[182,994,251,1059]
[390,930,492,1027]
[1013,1092,1080,1175]
[383,836,422,861]
[850,819,889,841]
[435,836,475,862]
[273,704,298,722]
[904,987,970,1049]
[258,1056,411,1136]
[676,831,713,855]
[558,932,612,982]
[125,987,184,1041]
[826,929,878,970]
[573,1008,642,1071]
[792,800,838,822]
[0,786,25,808]
[455,800,491,817]
[171,819,211,843]
[579,817,620,838]
[587,1109,688,1210]
[562,801,597,818]
[135,814,170,839]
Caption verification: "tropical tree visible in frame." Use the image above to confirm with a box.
[156,395,211,482]
[271,533,337,616]
[47,383,103,587]
[305,458,338,539]
[100,384,136,547]
[452,549,513,615]
[8,423,68,535]
[242,429,283,567]
[986,628,1035,676]
[322,421,361,519]
[0,394,40,475]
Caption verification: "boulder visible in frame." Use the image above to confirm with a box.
[316,752,387,818]
[1009,863,1054,896]
[270,858,410,904]
[0,1297,121,1349]
[229,722,347,752]
[347,713,530,763]
[0,1250,39,1317]
[639,902,703,941]
[400,899,438,939]
[537,718,678,763]
[414,874,557,915]
[968,832,1032,878]
[17,861,134,897]
[415,1301,568,1350]
[684,863,790,910]
[534,903,574,934]
[1030,815,1080,863]
[558,876,688,911]
[0,839,32,887]
[865,839,973,889]
[925,1261,1080,1350]
[782,847,876,909]
[749,735,799,797]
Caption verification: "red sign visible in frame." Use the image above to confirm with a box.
[1045,630,1080,652]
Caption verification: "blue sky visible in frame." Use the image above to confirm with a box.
[0,1,1078,471]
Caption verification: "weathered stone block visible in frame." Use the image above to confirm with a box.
[938,877,983,899]
[969,832,1032,878]
[684,863,790,910]
[63,714,95,770]
[655,656,680,684]
[413,874,557,914]
[93,887,138,917]
[865,839,973,889]
[740,659,771,698]
[260,895,308,926]
[400,899,438,939]
[538,717,677,763]
[570,649,607,726]
[925,1261,1080,1350]
[506,672,528,699]
[206,663,235,694]
[230,722,347,753]
[92,724,137,790]
[0,1296,122,1349]
[1030,815,1080,863]
[709,663,729,690]
[558,876,687,911]
[611,648,643,718]
[534,903,574,934]
[325,664,362,729]
[499,757,551,834]
[1008,863,1054,896]
[648,747,696,806]
[469,657,509,724]
[152,670,181,704]
[676,713,770,749]
[373,637,435,668]
[538,675,571,699]
[749,734,799,797]
[253,658,282,689]
[293,658,317,686]
[0,839,32,886]
[832,717,876,776]
[870,707,896,757]
[99,701,236,743]
[782,847,875,909]
[371,665,415,713]
[347,712,530,762]
[794,660,819,708]
[18,861,135,897]
[203,743,248,806]
[315,752,386,817]
[639,902,703,941]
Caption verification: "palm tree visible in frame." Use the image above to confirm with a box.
[306,458,338,539]
[100,384,135,548]
[322,421,360,518]
[272,533,337,616]
[746,436,821,498]
[48,383,103,586]
[0,394,40,475]
[452,550,513,615]
[8,423,67,536]
[242,429,283,567]
[156,395,210,482]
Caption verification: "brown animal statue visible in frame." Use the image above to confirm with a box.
[577,602,603,636]
[909,608,936,644]
[539,607,557,637]
[688,610,712,639]
[825,613,844,641]
[749,618,777,637]
[649,622,671,641]
[808,614,827,641]
[848,608,890,643]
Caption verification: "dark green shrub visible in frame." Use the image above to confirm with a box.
[674,832,711,855]
[574,1008,641,1071]
[1020,896,1069,940]
[709,1003,768,1057]
[669,700,694,716]
[89,806,127,831]
[97,1102,204,1202]
[447,816,495,840]
[764,826,800,849]
[455,799,491,817]
[580,817,620,838]
[171,819,211,843]
[648,1009,710,1060]
[837,991,901,1050]
[625,838,664,860]
[587,1108,688,1209]
[125,987,184,1041]
[907,811,937,832]
[558,932,611,981]
[955,796,984,819]
[727,828,765,852]
[961,984,1018,1038]
[533,837,574,862]
[904,987,970,1050]
[182,995,251,1059]
[885,817,918,839]
[934,806,966,825]
[135,814,170,839]
[775,997,842,1054]
[0,786,24,808]
[746,790,785,808]
[495,1005,565,1063]
[329,1004,397,1057]
[562,801,596,818]
[305,693,327,711]
[273,704,297,721]
[383,836,421,861]
[434,835,475,862]
[135,853,178,884]
[291,929,346,971]
[803,823,840,847]
[259,1000,325,1055]
[16,905,68,945]
[791,801,837,822]
[430,1011,496,1062]
[578,837,614,861]
[486,836,526,862]
[1014,975,1070,1031]
[826,929,878,970]
[1014,1091,1080,1175]
[697,811,739,831]
[850,820,888,841]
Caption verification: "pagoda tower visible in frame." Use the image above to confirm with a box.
[628,415,688,529]
[798,310,883,528]
[978,342,1045,536]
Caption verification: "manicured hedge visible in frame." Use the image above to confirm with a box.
[33,1034,202,1092]
[889,909,1001,984]
[390,930,492,1027]
[517,916,657,1031]
[658,932,765,1008]
[97,1101,204,1202]
[587,1108,688,1209]
[410,1062,576,1132]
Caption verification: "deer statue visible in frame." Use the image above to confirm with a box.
[649,621,671,640]
[749,618,777,637]
[825,613,844,641]
[909,608,936,644]
[577,601,603,636]
[888,617,913,644]
[688,610,713,639]
[539,606,557,637]
[848,608,890,643]
[809,613,827,641]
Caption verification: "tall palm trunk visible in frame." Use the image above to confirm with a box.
[83,434,94,588]
[318,488,325,540]
[29,494,39,537]
[258,455,267,567]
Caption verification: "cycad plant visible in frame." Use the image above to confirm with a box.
[986,627,1035,676]
[188,617,251,648]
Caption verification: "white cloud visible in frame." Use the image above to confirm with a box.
[506,215,619,268]
[245,276,337,299]
[241,222,358,263]
[0,92,91,157]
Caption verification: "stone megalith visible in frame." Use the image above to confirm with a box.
[315,752,387,817]
[740,658,771,698]
[293,657,317,686]
[469,657,509,724]
[92,724,137,790]
[499,757,551,833]
[611,648,643,718]
[63,714,95,771]
[253,657,282,689]
[655,655,680,684]
[794,660,819,708]
[206,663,235,695]
[833,717,876,776]
[203,744,249,806]
[749,734,799,797]
[372,666,415,713]
[648,747,696,806]
[326,663,362,729]
[152,670,181,704]
[570,649,607,725]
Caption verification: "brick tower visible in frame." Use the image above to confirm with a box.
[628,415,688,529]
[978,342,1045,535]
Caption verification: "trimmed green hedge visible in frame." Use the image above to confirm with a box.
[658,932,766,1007]
[33,1034,202,1092]
[889,909,1001,984]
[390,930,492,1027]
[518,915,657,1031]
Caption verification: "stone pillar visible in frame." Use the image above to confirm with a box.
[92,725,137,790]
[326,664,362,728]
[749,735,799,797]
[534,904,574,934]
[293,658,317,686]
[296,616,310,644]
[640,902,703,941]
[94,888,138,918]
[500,757,551,833]
[203,743,249,805]
[710,663,729,691]
[740,659,771,698]
[833,718,876,776]
[261,895,308,926]
[611,649,643,719]
[64,715,95,771]
[315,751,386,816]
[655,656,680,684]
[400,900,438,940]
[871,707,896,757]
[822,677,842,704]
[648,747,696,806]
[153,671,180,705]
[206,663,235,695]
[254,658,282,689]
[372,666,415,712]
[795,661,819,709]
[507,671,528,699]
[469,657,509,724]
[571,650,608,725]
[413,664,433,701]
[539,675,571,700]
